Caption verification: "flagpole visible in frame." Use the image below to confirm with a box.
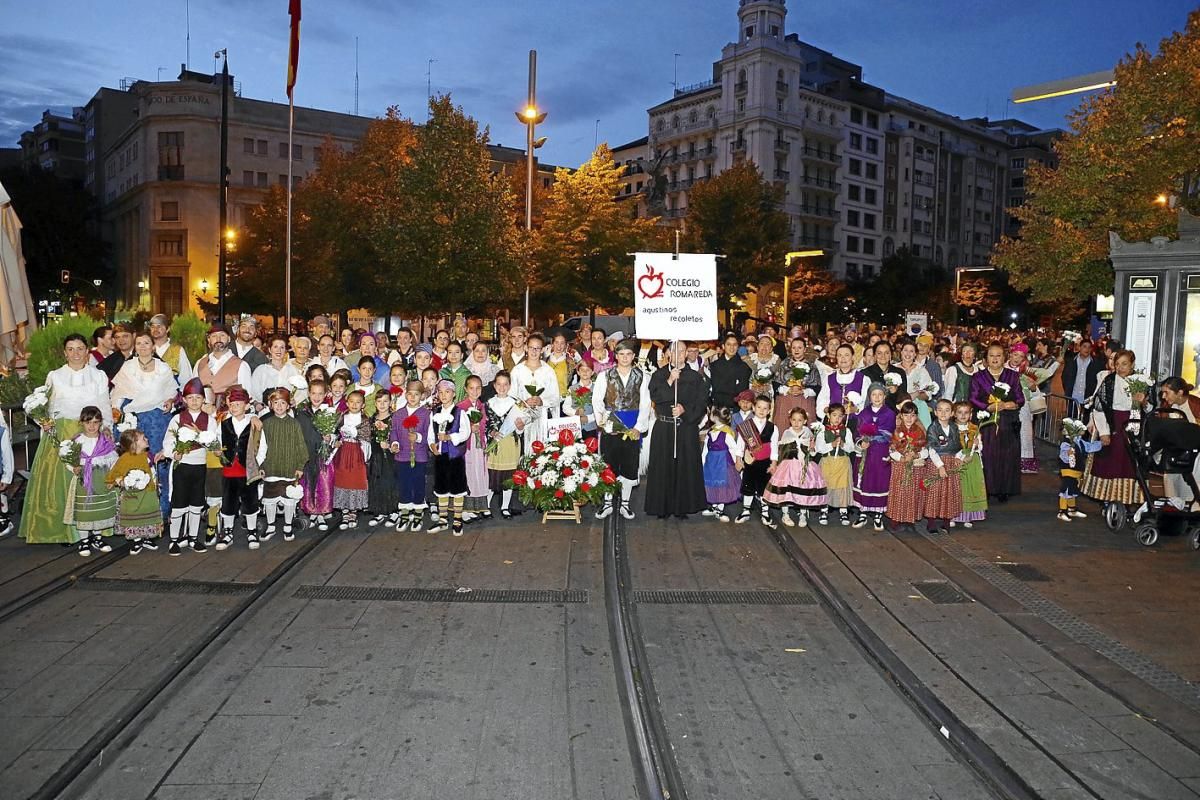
[285,95,294,337]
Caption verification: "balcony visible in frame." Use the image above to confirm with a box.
[796,235,838,252]
[801,117,841,141]
[773,169,790,182]
[735,80,748,93]
[730,139,747,154]
[801,145,840,164]
[796,204,838,219]
[773,138,791,153]
[776,80,789,94]
[662,208,686,219]
[800,174,839,192]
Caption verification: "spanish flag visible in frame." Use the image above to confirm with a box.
[286,0,301,99]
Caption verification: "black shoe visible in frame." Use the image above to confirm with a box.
[140,538,159,551]
[168,540,183,556]
[283,526,295,542]
[77,540,92,557]
[215,531,234,551]
[203,528,218,547]
[247,532,260,550]
[92,535,113,553]
[190,536,207,553]
[129,541,144,555]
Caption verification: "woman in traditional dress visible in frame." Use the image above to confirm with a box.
[942,343,980,403]
[1008,344,1056,474]
[744,335,781,400]
[969,343,1025,502]
[896,340,935,428]
[110,331,179,519]
[773,338,821,429]
[509,333,561,456]
[851,382,896,531]
[1080,349,1144,507]
[19,334,113,546]
[1158,376,1200,508]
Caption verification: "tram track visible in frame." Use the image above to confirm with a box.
[605,512,1050,800]
[0,544,131,626]
[25,529,336,800]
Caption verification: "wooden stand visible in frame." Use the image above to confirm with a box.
[541,504,583,524]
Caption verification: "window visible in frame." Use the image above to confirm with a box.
[863,213,876,230]
[279,142,289,158]
[242,170,254,186]
[156,234,184,258]
[865,163,878,180]
[849,133,862,150]
[846,235,860,253]
[745,25,754,39]
[884,215,895,231]
[156,276,184,319]
[883,238,894,256]
[160,201,179,221]
[866,112,879,129]
[865,137,878,155]
[863,264,876,278]
[257,171,268,188]
[846,262,860,279]
[886,165,896,180]
[293,144,302,160]
[1010,176,1025,189]
[257,139,268,156]
[656,119,664,132]
[886,191,896,205]
[846,209,859,226]
[243,137,255,154]
[157,131,184,181]
[770,24,780,37]
[1010,157,1025,169]
[847,184,861,201]
[862,238,875,255]
[279,174,289,186]
[777,99,784,112]
[848,158,862,176]
[864,188,877,205]
[737,98,745,113]
[850,108,863,124]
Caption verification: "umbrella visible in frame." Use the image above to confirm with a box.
[0,181,36,371]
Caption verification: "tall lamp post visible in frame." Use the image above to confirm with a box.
[216,48,230,325]
[515,50,546,329]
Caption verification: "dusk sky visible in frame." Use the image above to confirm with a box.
[1,0,1194,167]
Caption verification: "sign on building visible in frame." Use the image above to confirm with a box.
[632,252,718,342]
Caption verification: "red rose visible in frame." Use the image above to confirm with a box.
[580,482,592,492]
[561,466,574,477]
[600,468,616,485]
[534,479,543,489]
[580,460,590,469]
[402,415,420,430]
[531,440,545,454]
[551,452,560,461]
[558,429,576,447]
[512,470,528,486]
[586,437,599,454]
[554,489,565,499]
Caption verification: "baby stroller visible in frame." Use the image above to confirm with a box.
[1121,409,1200,548]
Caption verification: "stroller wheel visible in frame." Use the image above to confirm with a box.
[1134,523,1159,547]
[1189,526,1200,551]
[1103,503,1127,532]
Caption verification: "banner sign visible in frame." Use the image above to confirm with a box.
[545,415,583,442]
[633,252,718,341]
[905,312,929,336]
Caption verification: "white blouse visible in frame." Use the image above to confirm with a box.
[47,364,113,427]
[251,361,302,407]
[110,358,178,413]
[1090,374,1136,437]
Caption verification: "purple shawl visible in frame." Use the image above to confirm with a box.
[968,368,1025,411]
[78,434,117,495]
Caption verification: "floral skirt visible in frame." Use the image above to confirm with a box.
[886,461,926,524]
[922,455,963,521]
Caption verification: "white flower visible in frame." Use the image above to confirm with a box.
[924,383,939,396]
[288,375,309,392]
[754,366,774,382]
[562,477,579,494]
[846,391,863,408]
[197,430,218,447]
[994,381,1010,393]
[116,411,138,433]
[285,483,304,500]
[976,410,990,421]
[810,421,824,433]
[122,469,150,490]
[58,440,75,457]
[884,373,902,387]
[177,427,198,443]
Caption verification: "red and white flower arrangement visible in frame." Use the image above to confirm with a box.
[508,429,618,511]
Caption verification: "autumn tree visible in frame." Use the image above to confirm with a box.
[787,256,845,324]
[954,276,1000,313]
[371,95,520,313]
[683,161,791,321]
[992,11,1200,303]
[531,144,663,314]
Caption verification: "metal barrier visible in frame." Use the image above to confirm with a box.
[1033,393,1083,446]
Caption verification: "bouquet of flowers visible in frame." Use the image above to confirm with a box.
[1124,370,1156,400]
[572,385,593,412]
[752,365,774,391]
[312,406,341,460]
[401,414,421,466]
[520,385,545,419]
[58,438,83,470]
[1062,418,1088,441]
[854,421,879,486]
[605,413,640,441]
[916,380,939,400]
[431,409,455,455]
[845,390,863,411]
[883,373,903,391]
[173,426,200,457]
[508,428,618,512]
[786,362,811,387]
[1062,331,1083,345]
[116,411,139,434]
[372,417,392,446]
[483,407,506,456]
[121,468,152,492]
[891,428,925,486]
[467,408,484,448]
[978,381,1012,428]
[197,428,227,465]
[285,483,305,500]
[23,385,54,442]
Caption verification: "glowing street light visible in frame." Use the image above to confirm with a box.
[1012,70,1116,104]
[515,50,547,328]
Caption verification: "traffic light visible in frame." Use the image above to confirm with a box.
[61,270,70,284]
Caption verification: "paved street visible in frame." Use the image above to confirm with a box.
[0,450,1197,799]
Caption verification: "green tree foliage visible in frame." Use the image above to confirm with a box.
[0,167,111,304]
[992,11,1200,302]
[683,161,791,317]
[371,96,520,313]
[848,248,953,324]
[167,312,208,367]
[532,144,664,313]
[26,315,102,386]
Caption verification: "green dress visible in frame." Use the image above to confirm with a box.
[107,452,163,540]
[19,419,81,544]
[65,436,118,538]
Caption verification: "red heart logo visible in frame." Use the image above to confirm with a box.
[637,265,664,299]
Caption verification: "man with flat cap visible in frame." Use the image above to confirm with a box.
[233,315,268,371]
[148,313,193,382]
[593,338,651,520]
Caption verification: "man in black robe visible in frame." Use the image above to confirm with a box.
[644,341,708,518]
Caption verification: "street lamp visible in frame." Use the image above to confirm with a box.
[515,49,546,328]
[216,48,230,325]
